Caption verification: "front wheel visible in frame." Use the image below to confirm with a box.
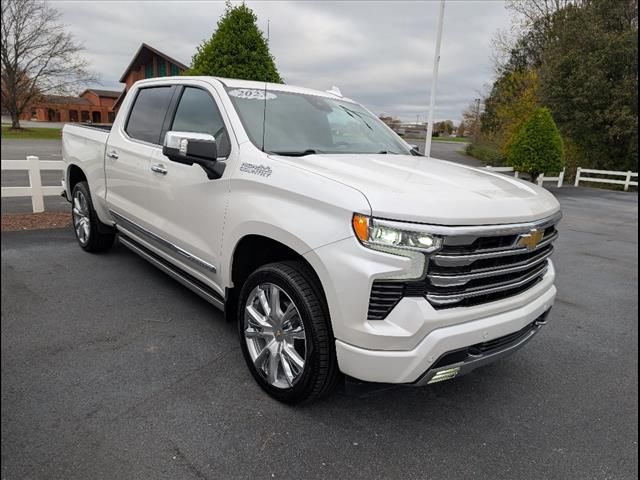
[71,181,115,253]
[237,261,339,404]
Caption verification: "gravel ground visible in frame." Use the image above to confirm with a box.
[1,212,71,232]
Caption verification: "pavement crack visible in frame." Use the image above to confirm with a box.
[172,445,210,480]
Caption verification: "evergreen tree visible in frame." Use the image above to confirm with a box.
[188,2,282,83]
[507,107,564,178]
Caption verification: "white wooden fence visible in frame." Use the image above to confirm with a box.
[484,166,564,187]
[536,170,565,188]
[574,167,638,191]
[1,156,64,213]
[484,166,520,178]
[482,166,638,191]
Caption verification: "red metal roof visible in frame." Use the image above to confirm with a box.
[118,43,188,83]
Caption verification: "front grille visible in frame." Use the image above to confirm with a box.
[425,224,557,309]
[367,215,560,318]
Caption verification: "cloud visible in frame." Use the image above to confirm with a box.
[51,0,510,122]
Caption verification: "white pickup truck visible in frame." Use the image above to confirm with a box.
[62,76,560,404]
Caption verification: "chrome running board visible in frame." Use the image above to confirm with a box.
[118,234,224,311]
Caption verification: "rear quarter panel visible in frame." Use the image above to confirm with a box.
[62,124,111,222]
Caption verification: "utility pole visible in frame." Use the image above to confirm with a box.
[473,97,481,144]
[424,0,446,158]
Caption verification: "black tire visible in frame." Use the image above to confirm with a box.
[71,181,115,253]
[237,261,340,404]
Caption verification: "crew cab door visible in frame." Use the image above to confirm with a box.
[105,85,176,225]
[143,84,234,294]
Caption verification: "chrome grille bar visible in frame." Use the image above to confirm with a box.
[423,213,560,309]
[378,211,561,237]
[428,246,554,287]
[426,263,549,307]
[432,231,558,267]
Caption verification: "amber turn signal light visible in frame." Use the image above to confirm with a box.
[352,214,369,242]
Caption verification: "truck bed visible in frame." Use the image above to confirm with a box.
[78,123,112,132]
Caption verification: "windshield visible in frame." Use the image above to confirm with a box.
[225,87,412,156]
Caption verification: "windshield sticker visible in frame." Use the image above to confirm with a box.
[228,88,277,100]
[240,163,272,177]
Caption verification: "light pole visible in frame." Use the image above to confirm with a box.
[424,0,446,158]
[473,97,481,144]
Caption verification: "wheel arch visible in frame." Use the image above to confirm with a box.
[225,233,328,323]
[66,163,87,196]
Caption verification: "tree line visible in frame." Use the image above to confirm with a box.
[465,0,638,179]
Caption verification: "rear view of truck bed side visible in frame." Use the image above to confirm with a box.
[62,124,113,222]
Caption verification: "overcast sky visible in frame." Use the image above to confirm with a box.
[51,0,512,122]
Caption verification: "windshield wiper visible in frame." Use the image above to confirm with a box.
[339,106,373,131]
[270,149,321,157]
[377,150,400,154]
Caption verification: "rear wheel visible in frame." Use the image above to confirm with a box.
[71,181,115,252]
[238,261,339,404]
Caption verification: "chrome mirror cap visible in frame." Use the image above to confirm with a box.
[163,131,216,155]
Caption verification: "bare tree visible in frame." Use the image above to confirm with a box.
[456,121,466,138]
[490,28,517,73]
[1,0,96,128]
[490,0,587,74]
[505,0,585,29]
[460,98,484,144]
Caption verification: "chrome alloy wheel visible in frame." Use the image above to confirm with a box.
[244,283,307,389]
[72,189,91,245]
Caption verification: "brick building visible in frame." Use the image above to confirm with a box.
[24,89,120,123]
[11,43,187,124]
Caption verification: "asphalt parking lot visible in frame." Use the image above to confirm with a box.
[1,187,637,480]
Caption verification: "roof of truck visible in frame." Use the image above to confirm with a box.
[214,77,355,102]
[129,76,357,104]
[137,76,355,103]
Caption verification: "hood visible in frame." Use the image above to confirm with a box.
[272,153,560,225]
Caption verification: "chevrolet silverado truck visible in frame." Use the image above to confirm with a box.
[62,76,561,404]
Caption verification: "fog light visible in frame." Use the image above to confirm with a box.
[427,367,461,384]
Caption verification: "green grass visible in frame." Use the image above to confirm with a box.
[1,125,62,140]
[465,142,504,165]
[431,137,470,143]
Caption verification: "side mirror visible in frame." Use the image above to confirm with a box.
[408,144,423,156]
[162,131,226,179]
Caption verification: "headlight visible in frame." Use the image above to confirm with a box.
[352,214,443,254]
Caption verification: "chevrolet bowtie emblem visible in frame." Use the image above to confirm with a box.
[517,229,545,250]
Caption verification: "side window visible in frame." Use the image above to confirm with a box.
[125,87,173,144]
[171,87,231,157]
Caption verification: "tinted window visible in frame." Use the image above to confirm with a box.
[171,87,231,157]
[126,87,173,144]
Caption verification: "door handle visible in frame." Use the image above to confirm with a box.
[106,150,119,160]
[150,163,168,175]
